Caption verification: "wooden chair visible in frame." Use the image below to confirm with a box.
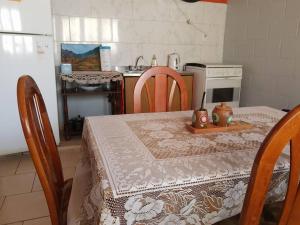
[133,66,188,113]
[17,75,72,225]
[216,105,300,225]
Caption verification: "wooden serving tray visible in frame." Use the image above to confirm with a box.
[186,121,253,134]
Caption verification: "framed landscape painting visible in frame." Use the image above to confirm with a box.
[61,44,101,71]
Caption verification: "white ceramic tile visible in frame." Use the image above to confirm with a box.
[0,173,35,196]
[82,17,99,42]
[169,45,202,67]
[0,192,48,224]
[130,44,144,66]
[133,21,170,44]
[92,0,133,19]
[51,0,227,122]
[53,15,70,42]
[184,45,202,65]
[51,0,226,66]
[52,0,94,17]
[168,0,187,22]
[69,17,84,42]
[99,19,135,43]
[141,44,169,66]
[203,2,227,25]
[132,0,172,21]
[170,0,205,23]
[201,45,222,63]
[196,24,219,45]
[70,16,102,42]
[110,43,133,66]
[99,18,113,42]
[115,20,136,43]
[53,42,61,66]
[168,22,197,45]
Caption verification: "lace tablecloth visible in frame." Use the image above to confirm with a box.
[79,107,290,225]
[61,71,123,85]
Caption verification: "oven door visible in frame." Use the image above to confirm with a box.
[206,76,242,108]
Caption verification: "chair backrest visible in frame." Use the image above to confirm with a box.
[17,75,64,225]
[133,66,188,113]
[240,105,300,225]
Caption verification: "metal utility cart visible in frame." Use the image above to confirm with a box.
[60,71,124,140]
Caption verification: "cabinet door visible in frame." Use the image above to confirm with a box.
[125,75,193,114]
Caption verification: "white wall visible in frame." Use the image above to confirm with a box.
[51,0,227,128]
[223,0,300,110]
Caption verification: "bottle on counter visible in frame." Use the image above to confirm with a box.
[100,45,112,71]
[151,54,158,67]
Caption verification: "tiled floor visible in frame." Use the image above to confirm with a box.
[0,138,81,225]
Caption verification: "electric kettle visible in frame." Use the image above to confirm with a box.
[167,52,180,71]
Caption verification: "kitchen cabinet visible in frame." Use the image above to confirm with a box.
[124,73,193,114]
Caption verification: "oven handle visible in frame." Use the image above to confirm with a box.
[207,76,242,80]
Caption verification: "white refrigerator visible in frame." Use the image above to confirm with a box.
[0,0,59,155]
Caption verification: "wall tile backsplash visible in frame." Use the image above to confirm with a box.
[52,0,227,128]
[52,0,227,67]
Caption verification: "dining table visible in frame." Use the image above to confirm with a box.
[69,106,290,225]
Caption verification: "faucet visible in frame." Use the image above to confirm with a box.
[128,55,148,71]
[134,56,144,70]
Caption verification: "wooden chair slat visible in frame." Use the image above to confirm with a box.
[168,80,177,111]
[154,74,168,112]
[145,81,154,112]
[133,67,188,113]
[238,105,300,225]
[287,186,300,225]
[17,75,72,225]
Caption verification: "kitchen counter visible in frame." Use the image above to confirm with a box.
[122,70,193,77]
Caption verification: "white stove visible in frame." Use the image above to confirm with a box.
[185,63,243,109]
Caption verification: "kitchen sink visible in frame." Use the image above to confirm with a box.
[115,65,151,76]
[123,70,144,77]
[124,70,144,73]
[119,65,150,76]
